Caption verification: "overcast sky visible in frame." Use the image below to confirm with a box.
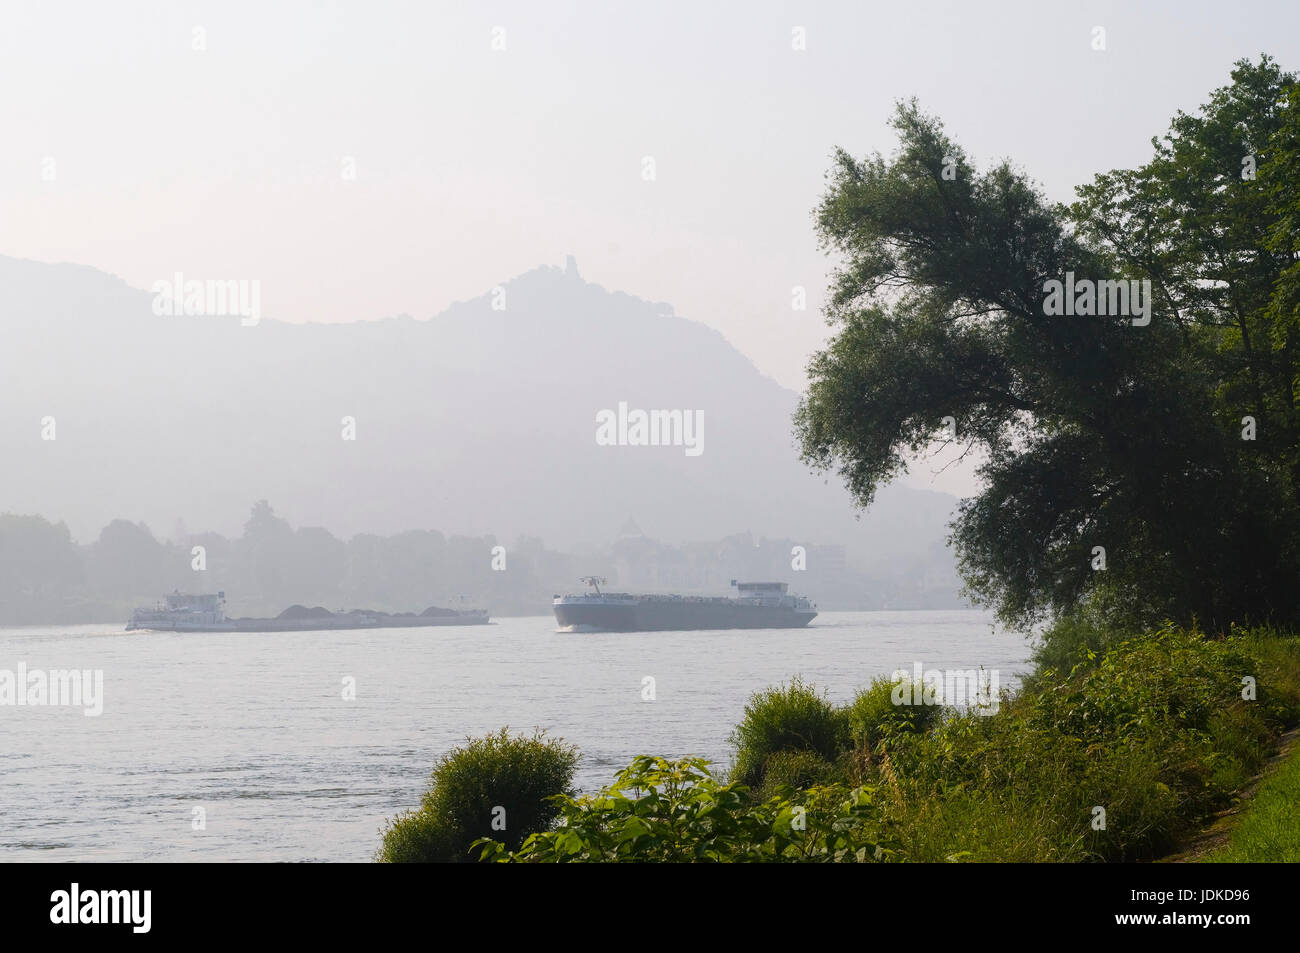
[4,0,1298,497]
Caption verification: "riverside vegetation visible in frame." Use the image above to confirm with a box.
[378,624,1300,862]
[380,57,1300,862]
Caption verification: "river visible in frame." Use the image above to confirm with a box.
[0,610,1026,861]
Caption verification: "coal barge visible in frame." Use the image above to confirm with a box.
[126,591,489,632]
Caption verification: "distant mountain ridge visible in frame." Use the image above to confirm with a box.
[0,254,961,580]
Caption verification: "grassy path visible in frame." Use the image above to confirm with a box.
[1159,728,1300,862]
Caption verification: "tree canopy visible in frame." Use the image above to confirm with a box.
[796,56,1300,632]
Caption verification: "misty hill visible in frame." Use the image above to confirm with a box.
[0,253,961,581]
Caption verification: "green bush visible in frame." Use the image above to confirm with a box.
[872,625,1290,860]
[377,728,578,863]
[727,677,847,789]
[475,756,898,863]
[1027,600,1123,681]
[375,804,454,864]
[1236,625,1300,726]
[844,675,944,750]
[758,749,839,799]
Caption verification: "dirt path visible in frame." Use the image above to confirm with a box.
[1157,726,1300,863]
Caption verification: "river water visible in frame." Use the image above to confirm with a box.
[0,610,1027,861]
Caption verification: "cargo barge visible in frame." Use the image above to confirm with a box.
[126,591,489,632]
[553,578,816,632]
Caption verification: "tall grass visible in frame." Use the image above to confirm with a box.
[1202,741,1300,862]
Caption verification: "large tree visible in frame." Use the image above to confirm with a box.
[796,57,1300,632]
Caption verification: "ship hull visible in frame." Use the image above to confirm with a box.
[553,601,816,632]
[127,613,490,633]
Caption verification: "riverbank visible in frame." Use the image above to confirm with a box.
[439,624,1300,862]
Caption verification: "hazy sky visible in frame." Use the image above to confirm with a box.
[4,0,1299,497]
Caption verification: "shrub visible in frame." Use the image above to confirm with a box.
[1236,625,1300,726]
[844,675,944,750]
[728,677,847,789]
[1027,601,1122,681]
[878,625,1287,860]
[476,756,899,863]
[375,805,454,864]
[758,749,839,798]
[377,728,578,863]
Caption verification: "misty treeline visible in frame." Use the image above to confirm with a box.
[0,501,958,625]
[798,56,1300,634]
[0,501,563,623]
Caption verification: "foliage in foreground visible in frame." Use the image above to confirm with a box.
[476,626,1300,862]
[376,728,578,863]
[475,756,891,862]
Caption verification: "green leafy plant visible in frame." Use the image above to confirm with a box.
[727,677,848,790]
[377,727,578,863]
[845,674,944,750]
[475,756,899,863]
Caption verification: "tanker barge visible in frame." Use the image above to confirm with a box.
[553,578,816,632]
